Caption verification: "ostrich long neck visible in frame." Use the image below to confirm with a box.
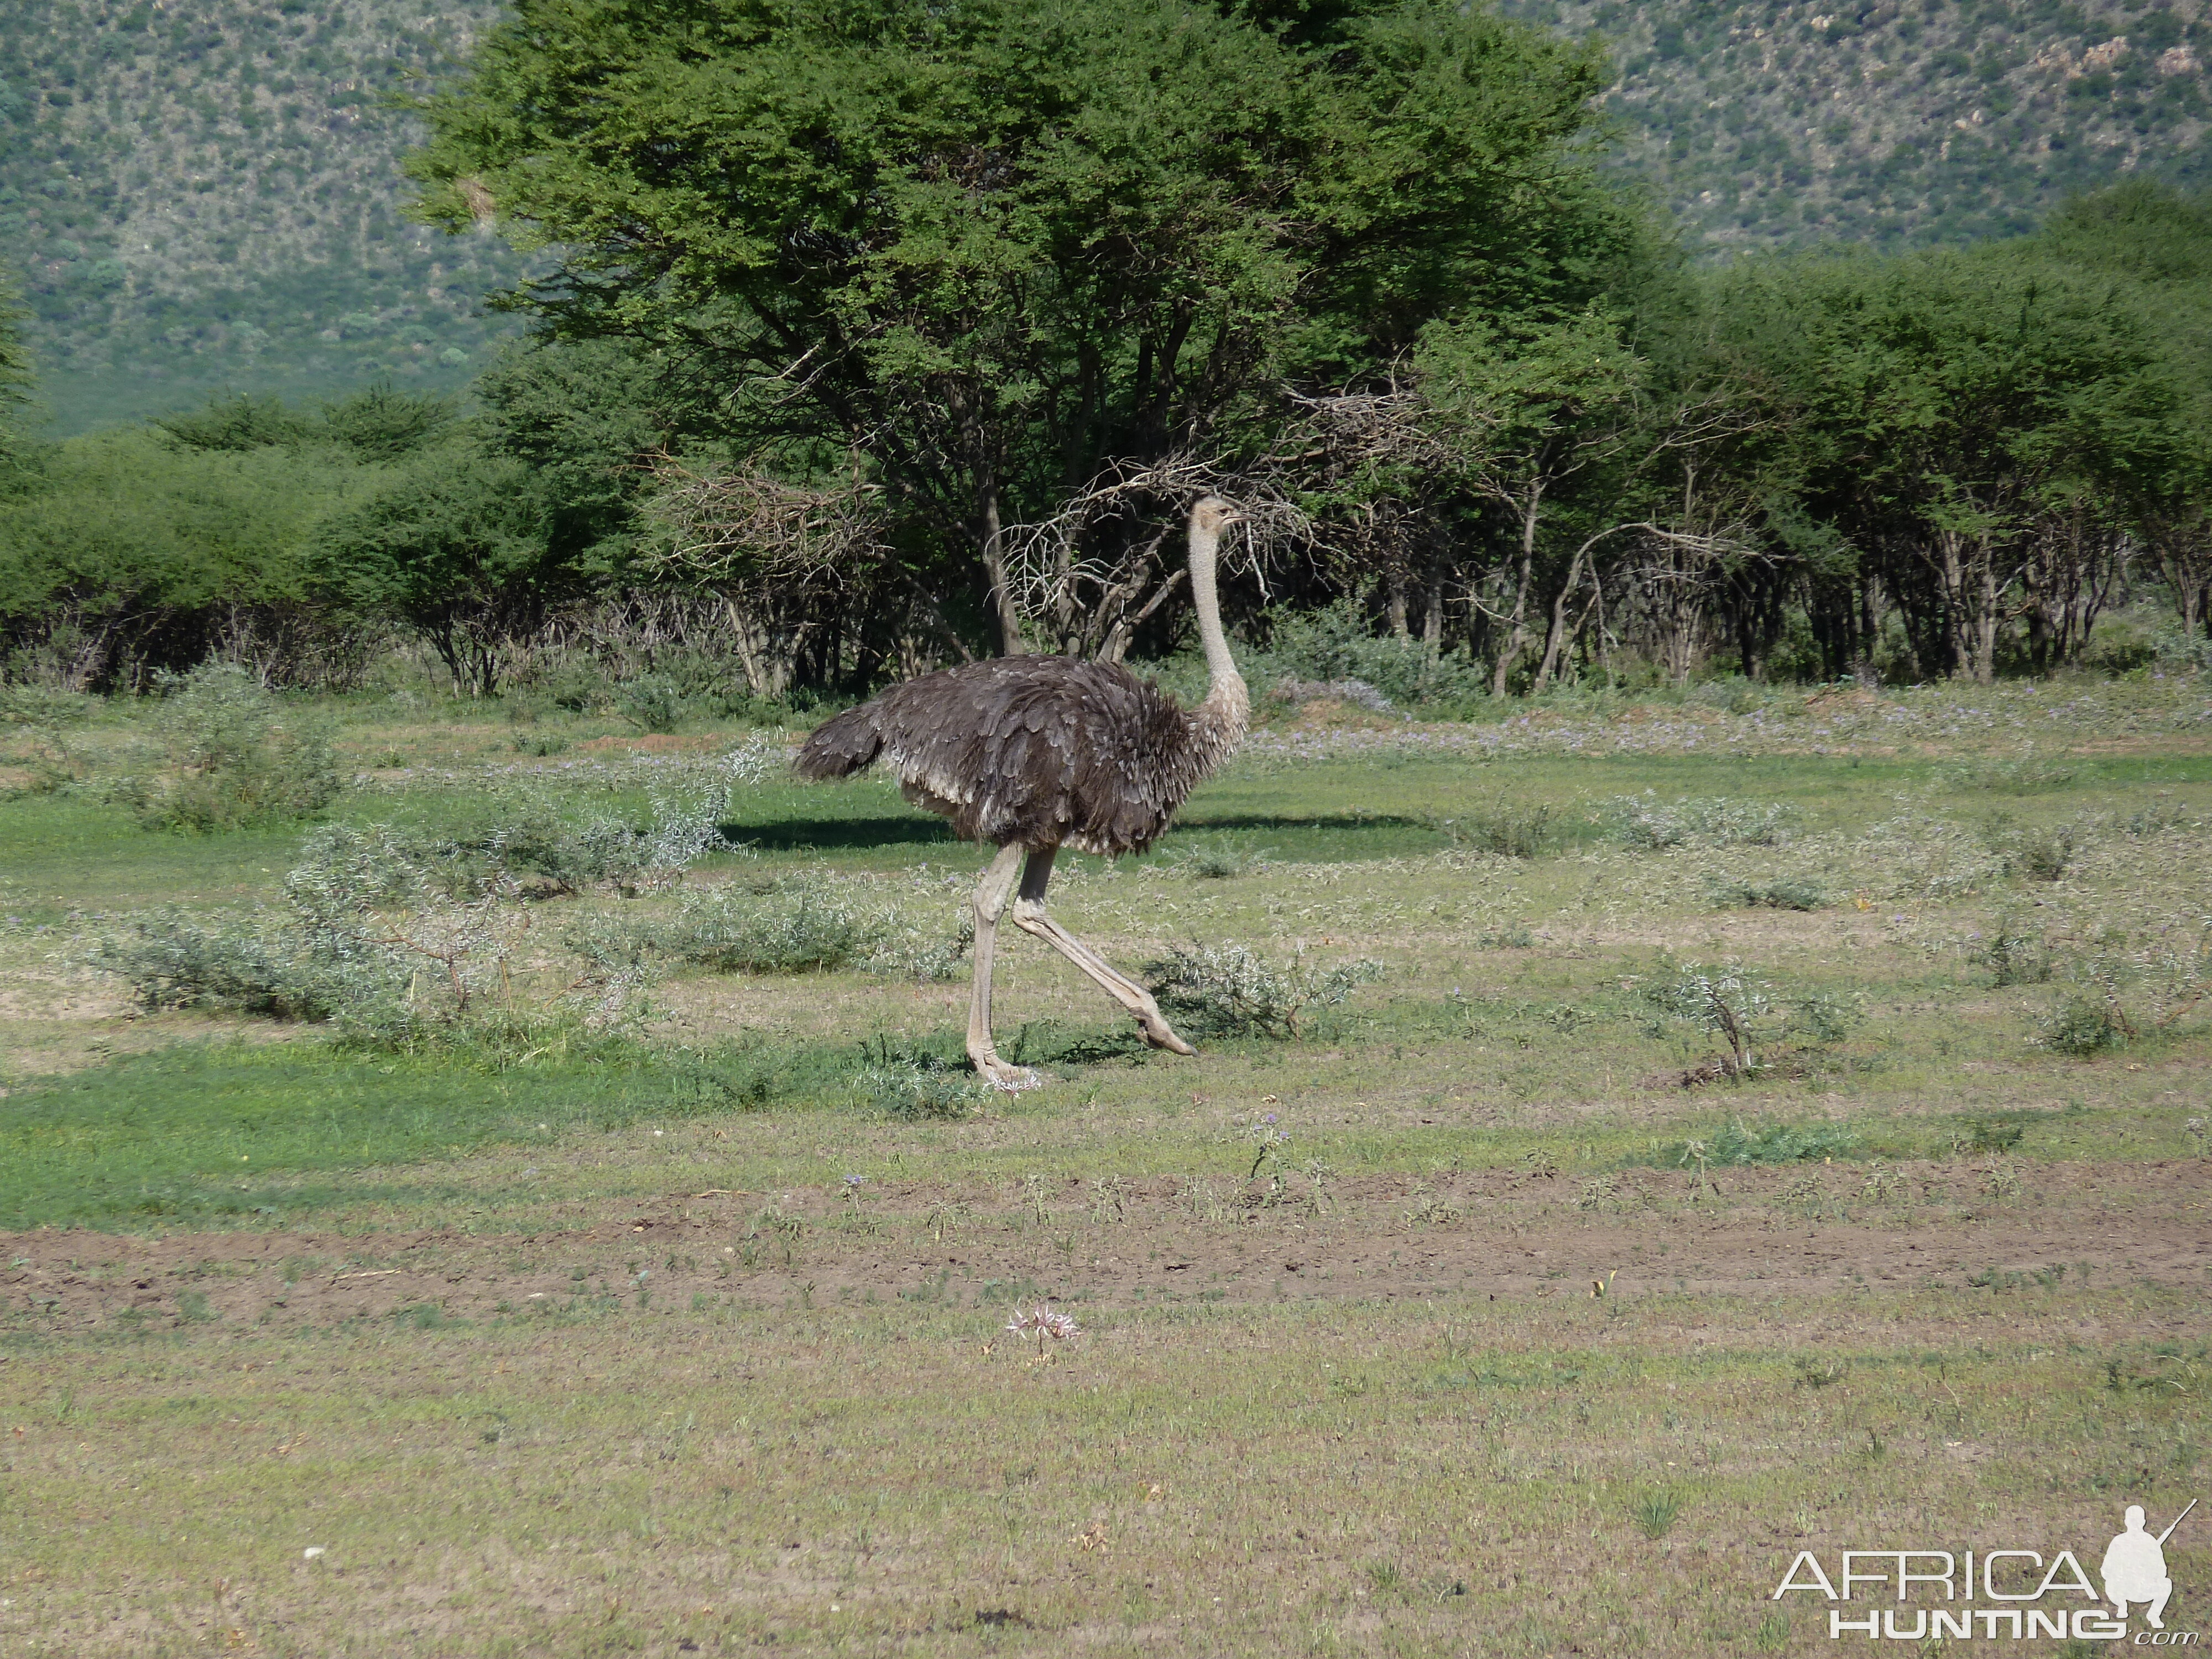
[1187,521,1250,761]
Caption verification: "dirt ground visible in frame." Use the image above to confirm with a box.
[9,1160,2207,1340]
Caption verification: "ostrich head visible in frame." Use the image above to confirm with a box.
[1190,495,1241,536]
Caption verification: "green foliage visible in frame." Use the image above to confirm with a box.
[1716,245,2187,684]
[617,674,687,736]
[306,447,565,695]
[1696,1118,1862,1166]
[154,392,311,453]
[2041,991,2129,1056]
[1610,796,1794,851]
[0,432,353,686]
[1708,875,1828,911]
[316,382,460,462]
[475,338,674,569]
[411,0,1636,616]
[1143,942,1384,1039]
[1261,601,1490,708]
[114,662,340,832]
[1645,959,1779,1075]
[0,260,36,465]
[863,1056,990,1120]
[1973,917,2056,986]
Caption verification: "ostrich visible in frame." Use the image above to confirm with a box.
[796,496,1250,1086]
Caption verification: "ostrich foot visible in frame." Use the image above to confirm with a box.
[975,1055,1042,1091]
[1136,1012,1197,1056]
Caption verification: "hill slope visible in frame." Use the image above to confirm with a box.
[7,0,2210,435]
[1500,0,2212,249]
[2,0,521,435]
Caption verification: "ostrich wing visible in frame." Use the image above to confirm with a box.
[796,657,1194,854]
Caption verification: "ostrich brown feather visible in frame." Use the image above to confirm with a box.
[792,495,1249,1086]
[794,655,1246,857]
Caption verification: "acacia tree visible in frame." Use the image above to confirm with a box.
[1724,250,2182,684]
[408,0,1636,660]
[307,451,571,696]
[1414,307,1644,692]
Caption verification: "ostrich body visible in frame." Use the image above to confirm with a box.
[796,497,1249,1085]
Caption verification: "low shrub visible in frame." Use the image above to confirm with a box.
[1436,801,1559,859]
[1162,837,1274,879]
[1708,875,1827,911]
[1701,1118,1860,1165]
[1266,675,1395,713]
[0,684,95,729]
[115,663,341,832]
[95,822,591,1050]
[1971,917,2054,986]
[1644,959,1780,1074]
[463,742,772,894]
[1142,942,1384,1039]
[575,870,972,983]
[1954,1115,2025,1153]
[1984,815,2091,883]
[94,909,361,1022]
[1940,755,2079,794]
[863,1056,991,1119]
[1792,989,1863,1046]
[1609,794,1793,851]
[653,878,868,973]
[2041,991,2129,1056]
[617,673,687,734]
[1260,600,1489,708]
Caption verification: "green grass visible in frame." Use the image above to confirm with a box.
[3,670,2210,1655]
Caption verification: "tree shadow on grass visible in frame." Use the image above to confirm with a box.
[724,810,1439,854]
[722,815,959,852]
[1172,811,1435,833]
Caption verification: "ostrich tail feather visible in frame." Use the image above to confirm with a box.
[794,703,884,780]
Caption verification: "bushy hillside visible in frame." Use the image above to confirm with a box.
[1,0,523,435]
[7,0,2211,435]
[1504,0,2212,247]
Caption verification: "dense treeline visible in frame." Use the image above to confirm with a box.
[2,0,2209,703]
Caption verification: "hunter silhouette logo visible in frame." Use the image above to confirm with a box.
[1773,1498,2198,1642]
[2105,1501,2192,1631]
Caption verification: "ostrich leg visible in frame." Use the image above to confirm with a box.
[1010,848,1197,1055]
[967,842,1032,1086]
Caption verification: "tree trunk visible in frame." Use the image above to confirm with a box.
[1972,550,1999,685]
[978,483,1026,658]
[1421,571,1445,652]
[1532,541,1589,693]
[1490,494,1542,697]
[1385,571,1409,640]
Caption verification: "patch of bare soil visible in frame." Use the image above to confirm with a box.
[6,1161,2205,1339]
